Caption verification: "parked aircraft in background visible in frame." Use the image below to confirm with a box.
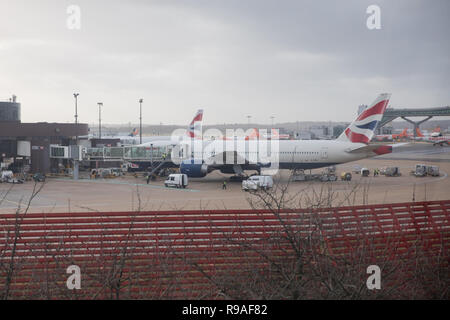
[204,128,268,141]
[177,93,394,177]
[263,129,291,140]
[415,127,449,146]
[131,109,204,147]
[423,135,450,146]
[88,109,204,146]
[98,127,140,142]
[431,127,442,137]
[373,128,409,142]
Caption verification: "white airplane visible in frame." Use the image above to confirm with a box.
[414,127,449,146]
[135,109,204,147]
[98,127,140,144]
[419,134,450,146]
[176,94,394,177]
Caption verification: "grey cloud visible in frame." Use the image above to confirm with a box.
[0,0,448,124]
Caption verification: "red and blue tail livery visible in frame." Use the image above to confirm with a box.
[129,128,139,137]
[187,109,204,139]
[338,93,391,144]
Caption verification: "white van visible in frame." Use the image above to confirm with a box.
[164,174,188,188]
[242,175,273,191]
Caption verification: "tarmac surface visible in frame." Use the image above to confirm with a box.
[1,142,449,213]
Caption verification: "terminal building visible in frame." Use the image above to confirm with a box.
[0,96,88,174]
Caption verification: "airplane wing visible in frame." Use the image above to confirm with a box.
[347,142,411,155]
[203,151,247,166]
[347,144,392,155]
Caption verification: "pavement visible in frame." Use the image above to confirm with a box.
[1,142,449,213]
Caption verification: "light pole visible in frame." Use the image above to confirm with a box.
[150,143,153,168]
[74,93,79,125]
[97,102,103,139]
[73,93,79,142]
[247,115,251,126]
[270,116,275,128]
[139,99,143,144]
[73,93,80,181]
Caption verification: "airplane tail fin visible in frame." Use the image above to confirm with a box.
[245,128,260,140]
[271,128,279,139]
[337,93,391,144]
[416,128,424,137]
[433,126,441,133]
[400,128,407,137]
[130,128,139,137]
[186,109,203,139]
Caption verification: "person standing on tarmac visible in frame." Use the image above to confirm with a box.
[222,180,227,190]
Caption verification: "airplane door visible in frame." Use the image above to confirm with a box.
[172,144,189,160]
[321,147,328,160]
[294,146,300,163]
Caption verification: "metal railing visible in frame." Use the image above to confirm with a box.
[0,200,448,299]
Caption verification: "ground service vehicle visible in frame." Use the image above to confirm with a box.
[341,172,352,181]
[242,175,274,191]
[164,174,188,188]
[384,167,401,177]
[32,173,46,182]
[0,170,14,182]
[426,165,440,176]
[320,166,337,181]
[413,164,428,177]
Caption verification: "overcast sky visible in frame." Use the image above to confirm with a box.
[1,0,449,125]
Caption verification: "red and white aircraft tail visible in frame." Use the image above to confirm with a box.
[337,93,391,144]
[186,109,204,139]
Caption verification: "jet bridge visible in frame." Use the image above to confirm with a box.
[82,145,171,162]
[50,144,177,173]
[379,106,450,136]
[83,145,179,173]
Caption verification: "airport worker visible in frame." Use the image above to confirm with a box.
[222,180,227,190]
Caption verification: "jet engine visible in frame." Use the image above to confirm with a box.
[180,159,209,177]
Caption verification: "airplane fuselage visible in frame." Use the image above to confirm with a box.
[177,139,384,174]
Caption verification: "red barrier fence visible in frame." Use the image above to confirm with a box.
[0,200,449,299]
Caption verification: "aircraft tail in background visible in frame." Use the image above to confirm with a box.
[186,109,204,139]
[129,128,139,137]
[399,128,408,137]
[416,128,425,137]
[245,128,260,140]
